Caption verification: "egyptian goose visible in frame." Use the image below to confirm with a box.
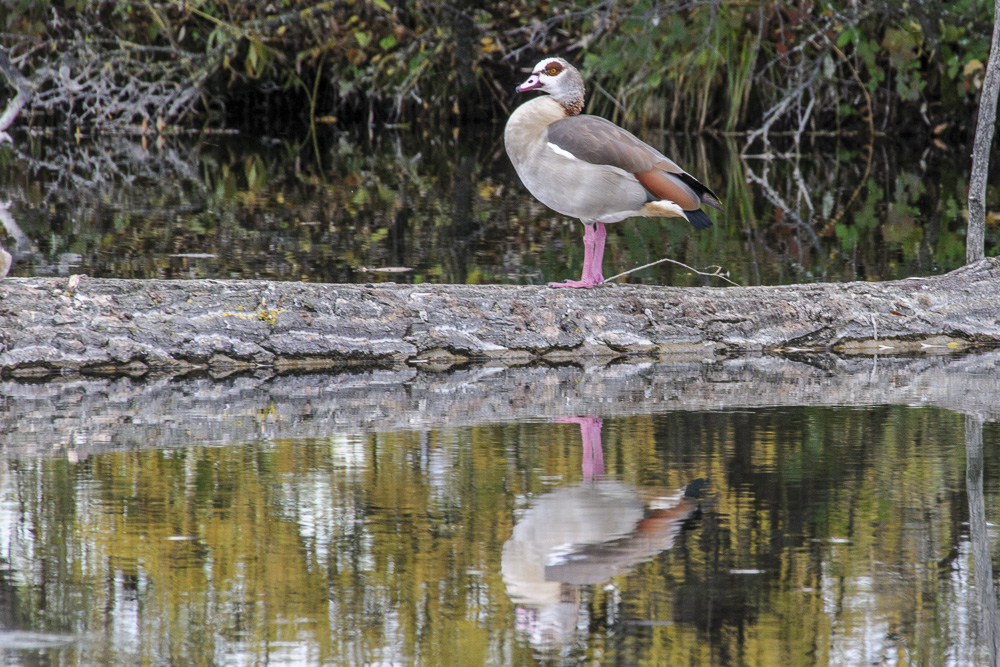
[504,57,723,288]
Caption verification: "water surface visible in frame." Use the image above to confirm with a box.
[2,126,998,664]
[0,356,998,665]
[1,129,994,286]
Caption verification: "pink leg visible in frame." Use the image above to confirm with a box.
[587,222,607,285]
[580,417,604,481]
[548,222,607,288]
[553,416,605,480]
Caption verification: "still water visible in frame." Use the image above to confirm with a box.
[0,356,998,665]
[2,126,999,665]
[1,127,996,287]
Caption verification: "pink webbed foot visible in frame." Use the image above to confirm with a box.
[548,222,607,289]
[547,278,602,289]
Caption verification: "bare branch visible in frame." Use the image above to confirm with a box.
[0,47,34,141]
[0,6,222,132]
[603,257,741,287]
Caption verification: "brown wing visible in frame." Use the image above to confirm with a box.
[547,114,723,212]
[636,169,724,213]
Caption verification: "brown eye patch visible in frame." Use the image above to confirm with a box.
[543,62,564,76]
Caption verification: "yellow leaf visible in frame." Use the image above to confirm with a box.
[964,59,984,76]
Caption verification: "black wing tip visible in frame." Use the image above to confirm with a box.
[675,172,725,212]
[686,208,714,230]
[702,195,725,213]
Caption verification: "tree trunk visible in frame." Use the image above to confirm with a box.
[967,0,1000,263]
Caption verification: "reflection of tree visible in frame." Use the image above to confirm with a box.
[3,137,206,275]
[741,153,825,275]
[0,401,997,663]
[1,134,209,276]
[0,201,37,263]
[736,133,982,284]
[0,129,520,282]
[966,414,1000,667]
[446,154,476,283]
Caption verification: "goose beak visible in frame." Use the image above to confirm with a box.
[516,74,541,93]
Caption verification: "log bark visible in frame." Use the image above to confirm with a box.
[1,258,999,376]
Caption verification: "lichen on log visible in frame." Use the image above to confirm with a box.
[1,258,998,376]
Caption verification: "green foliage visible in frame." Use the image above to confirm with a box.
[1,0,995,131]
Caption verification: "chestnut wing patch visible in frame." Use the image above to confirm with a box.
[635,170,700,210]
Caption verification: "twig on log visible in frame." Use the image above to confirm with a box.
[602,257,741,287]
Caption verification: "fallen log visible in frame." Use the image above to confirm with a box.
[1,258,998,376]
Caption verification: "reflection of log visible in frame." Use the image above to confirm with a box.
[2,352,999,459]
[0,258,999,375]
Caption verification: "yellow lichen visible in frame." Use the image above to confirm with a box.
[257,308,284,325]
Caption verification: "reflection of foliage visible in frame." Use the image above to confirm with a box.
[0,130,995,285]
[735,136,996,284]
[0,407,993,663]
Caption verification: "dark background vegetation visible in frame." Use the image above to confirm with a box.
[1,0,995,138]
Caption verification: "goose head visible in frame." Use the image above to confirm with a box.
[515,57,585,115]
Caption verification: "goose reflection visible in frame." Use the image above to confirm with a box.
[502,416,704,650]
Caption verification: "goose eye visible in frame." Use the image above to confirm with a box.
[545,66,560,76]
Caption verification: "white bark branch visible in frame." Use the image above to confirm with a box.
[967,0,1000,263]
